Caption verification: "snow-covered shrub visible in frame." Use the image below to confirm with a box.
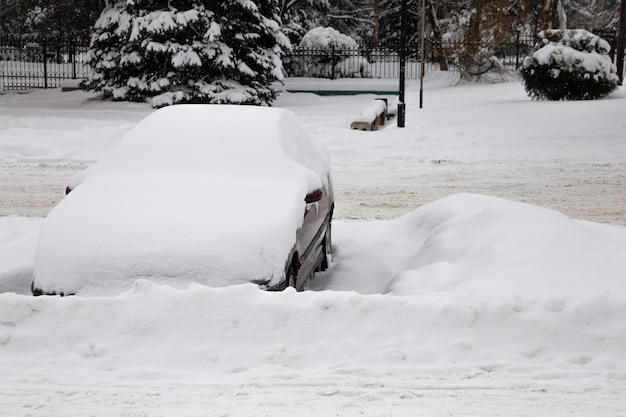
[454,46,503,78]
[81,0,290,107]
[293,26,369,78]
[298,26,358,49]
[521,29,618,101]
[337,56,371,78]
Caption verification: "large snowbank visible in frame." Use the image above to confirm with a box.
[1,79,625,415]
[385,193,626,297]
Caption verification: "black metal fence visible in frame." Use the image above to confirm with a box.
[2,31,621,90]
[0,35,91,91]
[285,36,537,79]
[1,34,538,90]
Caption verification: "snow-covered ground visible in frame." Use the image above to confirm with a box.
[1,74,625,416]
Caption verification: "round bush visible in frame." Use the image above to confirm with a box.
[521,29,619,100]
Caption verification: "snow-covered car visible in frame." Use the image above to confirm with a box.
[32,105,333,296]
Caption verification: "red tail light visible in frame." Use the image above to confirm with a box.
[305,189,323,203]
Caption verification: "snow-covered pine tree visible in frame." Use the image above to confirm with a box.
[378,0,419,49]
[1,0,101,37]
[81,0,290,107]
[277,0,331,44]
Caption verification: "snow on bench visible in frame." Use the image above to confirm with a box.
[386,98,400,119]
[351,107,380,131]
[350,99,388,131]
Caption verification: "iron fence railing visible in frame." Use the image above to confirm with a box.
[1,35,540,90]
[284,36,537,79]
[285,44,429,79]
[0,35,91,91]
[2,31,622,90]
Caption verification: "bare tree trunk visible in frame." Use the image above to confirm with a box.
[468,0,482,54]
[497,0,506,36]
[617,0,626,84]
[426,0,449,70]
[373,0,381,43]
[556,0,567,30]
[538,0,564,31]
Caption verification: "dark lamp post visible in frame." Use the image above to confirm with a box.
[617,0,626,84]
[397,0,407,127]
[419,0,425,108]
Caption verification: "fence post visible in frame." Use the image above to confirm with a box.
[331,44,336,80]
[42,38,48,89]
[72,41,77,79]
[515,31,520,71]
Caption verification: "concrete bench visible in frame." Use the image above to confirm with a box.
[351,107,380,131]
[350,99,388,131]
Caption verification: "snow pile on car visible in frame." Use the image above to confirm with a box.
[33,105,331,295]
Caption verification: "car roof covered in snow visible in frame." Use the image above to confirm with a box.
[34,105,331,296]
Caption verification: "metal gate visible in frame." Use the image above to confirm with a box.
[0,36,90,91]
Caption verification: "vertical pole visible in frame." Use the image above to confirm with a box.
[72,42,77,79]
[331,43,336,80]
[515,31,521,71]
[42,38,48,89]
[397,0,407,127]
[419,0,425,109]
[617,0,626,85]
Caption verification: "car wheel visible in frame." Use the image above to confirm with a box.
[286,262,297,289]
[319,240,329,272]
[320,223,332,271]
[31,281,44,296]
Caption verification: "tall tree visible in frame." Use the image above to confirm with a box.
[277,0,331,42]
[81,0,290,107]
[426,0,450,70]
[379,0,419,47]
[325,0,375,40]
[616,0,626,84]
[1,0,105,38]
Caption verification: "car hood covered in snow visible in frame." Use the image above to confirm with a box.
[33,105,331,296]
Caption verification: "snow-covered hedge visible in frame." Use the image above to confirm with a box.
[293,26,370,78]
[521,29,618,101]
[81,0,290,108]
[298,26,358,49]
